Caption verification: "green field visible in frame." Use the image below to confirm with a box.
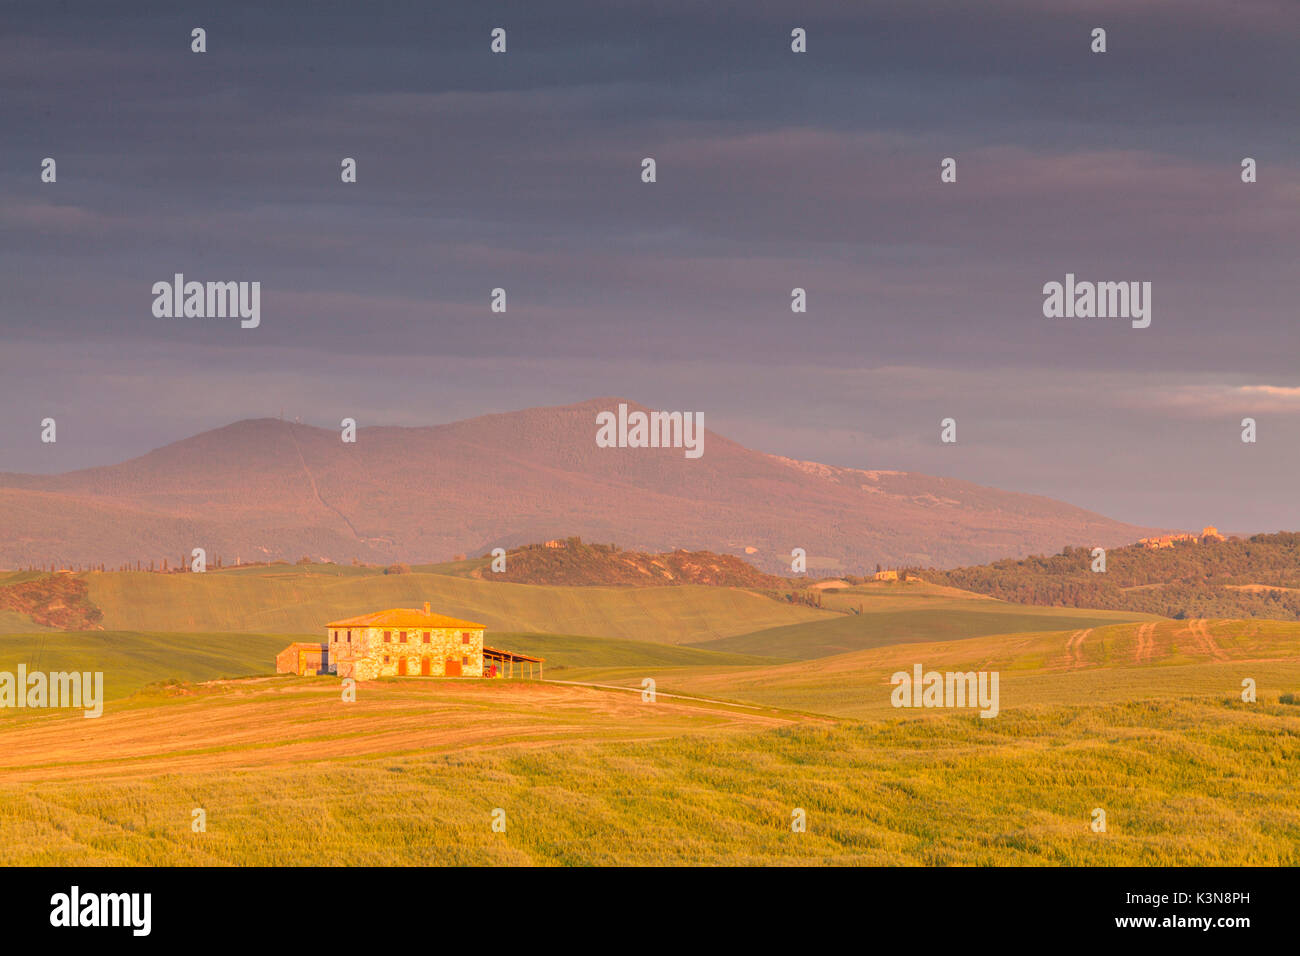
[1,569,1298,865]
[0,631,288,704]
[692,600,1160,659]
[573,619,1300,719]
[0,628,774,705]
[487,631,775,669]
[5,569,1161,661]
[70,567,831,644]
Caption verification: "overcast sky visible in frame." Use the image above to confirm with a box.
[2,0,1297,532]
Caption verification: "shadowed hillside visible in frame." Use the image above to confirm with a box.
[918,531,1300,620]
[452,539,790,588]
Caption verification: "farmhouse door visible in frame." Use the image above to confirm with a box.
[421,657,431,676]
[397,658,407,676]
[445,659,462,677]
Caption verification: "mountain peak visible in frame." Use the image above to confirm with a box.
[0,400,1157,572]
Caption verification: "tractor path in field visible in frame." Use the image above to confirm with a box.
[1133,621,1158,663]
[1063,629,1092,668]
[1052,629,1091,669]
[1187,619,1228,661]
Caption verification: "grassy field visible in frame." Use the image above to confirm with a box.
[692,601,1160,659]
[0,610,53,633]
[68,566,831,644]
[486,631,775,669]
[6,568,1162,662]
[0,617,1295,864]
[2,566,1297,866]
[0,680,1295,865]
[573,618,1300,719]
[0,631,288,704]
[0,629,774,704]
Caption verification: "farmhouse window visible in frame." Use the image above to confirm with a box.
[423,632,430,643]
[461,632,469,644]
[347,630,352,643]
[461,656,468,666]
[384,631,391,642]
[383,655,390,664]
[400,631,408,643]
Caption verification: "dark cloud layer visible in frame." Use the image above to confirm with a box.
[1,0,1297,532]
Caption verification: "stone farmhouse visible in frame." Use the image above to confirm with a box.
[276,603,543,680]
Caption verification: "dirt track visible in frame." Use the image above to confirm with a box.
[1133,621,1158,663]
[1062,628,1092,668]
[1186,619,1228,661]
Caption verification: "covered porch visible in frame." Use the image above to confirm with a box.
[482,646,545,679]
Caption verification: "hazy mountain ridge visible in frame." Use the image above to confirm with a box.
[0,398,1158,572]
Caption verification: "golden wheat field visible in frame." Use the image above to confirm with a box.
[0,614,1297,865]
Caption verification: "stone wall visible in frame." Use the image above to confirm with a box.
[275,643,327,675]
[327,625,484,680]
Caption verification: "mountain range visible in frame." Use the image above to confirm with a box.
[0,398,1158,572]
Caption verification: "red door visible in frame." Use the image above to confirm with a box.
[397,658,407,676]
[420,657,431,676]
[445,659,462,677]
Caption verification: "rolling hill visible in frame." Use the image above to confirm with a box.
[0,629,773,704]
[688,601,1160,659]
[2,616,1297,865]
[447,539,790,588]
[919,531,1300,620]
[563,617,1300,720]
[0,564,832,645]
[0,398,1158,573]
[0,564,1158,658]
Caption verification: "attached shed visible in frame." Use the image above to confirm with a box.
[276,642,329,676]
[482,646,545,679]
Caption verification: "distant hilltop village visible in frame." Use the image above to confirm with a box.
[1138,526,1226,550]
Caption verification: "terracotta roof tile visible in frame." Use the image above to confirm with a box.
[326,608,486,629]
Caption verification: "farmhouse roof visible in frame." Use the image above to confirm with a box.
[326,608,486,629]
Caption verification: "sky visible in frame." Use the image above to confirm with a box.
[1,0,1297,532]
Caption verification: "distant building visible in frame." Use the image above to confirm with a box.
[276,642,329,676]
[873,569,899,582]
[1139,533,1197,549]
[1138,525,1224,549]
[313,603,544,681]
